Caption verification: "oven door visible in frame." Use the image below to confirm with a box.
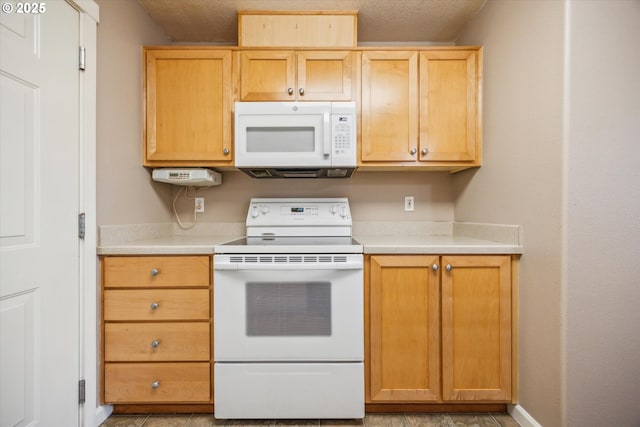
[213,254,363,362]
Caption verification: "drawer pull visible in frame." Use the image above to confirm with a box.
[150,302,159,310]
[151,380,160,389]
[151,339,160,348]
[446,264,453,272]
[150,268,159,277]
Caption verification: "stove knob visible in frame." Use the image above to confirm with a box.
[339,206,348,218]
[250,208,259,219]
[330,205,338,215]
[260,205,269,214]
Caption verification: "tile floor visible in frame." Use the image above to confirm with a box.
[99,413,520,427]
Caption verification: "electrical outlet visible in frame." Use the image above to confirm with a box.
[404,196,415,212]
[195,197,205,213]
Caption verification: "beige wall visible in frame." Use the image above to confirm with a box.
[565,1,640,426]
[173,171,454,224]
[457,1,640,426]
[454,1,565,425]
[96,0,172,226]
[95,1,457,228]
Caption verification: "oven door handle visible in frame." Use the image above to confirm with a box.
[214,263,363,271]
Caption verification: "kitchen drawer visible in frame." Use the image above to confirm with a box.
[104,362,211,403]
[103,256,210,288]
[105,322,210,362]
[104,289,210,321]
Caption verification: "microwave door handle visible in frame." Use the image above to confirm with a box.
[323,112,331,157]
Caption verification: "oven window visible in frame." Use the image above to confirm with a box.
[246,127,315,152]
[246,281,331,336]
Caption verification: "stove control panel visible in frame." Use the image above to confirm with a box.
[246,198,352,227]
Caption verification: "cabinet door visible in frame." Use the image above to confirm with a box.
[239,50,296,101]
[144,49,233,166]
[297,51,356,101]
[368,255,440,401]
[361,51,419,162]
[419,50,480,164]
[441,255,511,401]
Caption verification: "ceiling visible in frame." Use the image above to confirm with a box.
[136,0,487,44]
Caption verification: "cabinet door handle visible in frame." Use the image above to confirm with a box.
[299,88,305,96]
[445,264,453,272]
[410,148,417,155]
[151,339,160,348]
[432,264,439,271]
[150,268,159,276]
[151,381,160,389]
[223,148,230,155]
[421,148,428,155]
[150,302,159,310]
[287,87,294,95]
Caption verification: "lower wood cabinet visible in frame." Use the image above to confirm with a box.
[366,254,515,404]
[101,255,212,405]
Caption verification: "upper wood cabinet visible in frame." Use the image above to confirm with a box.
[144,48,233,167]
[360,48,482,172]
[238,50,357,101]
[238,11,357,48]
[361,51,419,163]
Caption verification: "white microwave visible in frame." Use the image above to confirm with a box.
[234,101,357,178]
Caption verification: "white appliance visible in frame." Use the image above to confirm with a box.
[151,168,222,187]
[214,198,364,419]
[234,102,357,178]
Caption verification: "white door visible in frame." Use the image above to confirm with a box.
[1,2,81,426]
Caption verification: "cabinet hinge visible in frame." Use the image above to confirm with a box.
[79,46,86,71]
[78,213,85,239]
[78,379,85,404]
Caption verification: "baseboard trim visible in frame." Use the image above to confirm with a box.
[509,404,543,427]
[96,405,113,426]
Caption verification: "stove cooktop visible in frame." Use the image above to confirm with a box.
[215,198,362,254]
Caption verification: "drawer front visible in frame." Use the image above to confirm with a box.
[104,362,210,403]
[104,289,210,321]
[103,256,210,288]
[105,322,210,362]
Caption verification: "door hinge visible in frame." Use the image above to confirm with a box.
[78,213,85,239]
[78,379,85,404]
[79,46,86,71]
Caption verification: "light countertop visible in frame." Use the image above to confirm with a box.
[97,222,522,255]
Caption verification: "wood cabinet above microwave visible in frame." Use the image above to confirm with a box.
[237,50,358,102]
[237,10,358,48]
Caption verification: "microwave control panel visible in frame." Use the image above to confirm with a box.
[331,113,356,166]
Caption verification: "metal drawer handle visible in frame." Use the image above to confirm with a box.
[151,339,160,348]
[150,268,159,277]
[150,302,159,310]
[446,264,453,272]
[432,264,439,271]
[299,88,305,96]
[151,381,160,389]
[287,87,294,95]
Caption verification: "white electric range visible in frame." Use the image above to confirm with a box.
[213,198,364,419]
